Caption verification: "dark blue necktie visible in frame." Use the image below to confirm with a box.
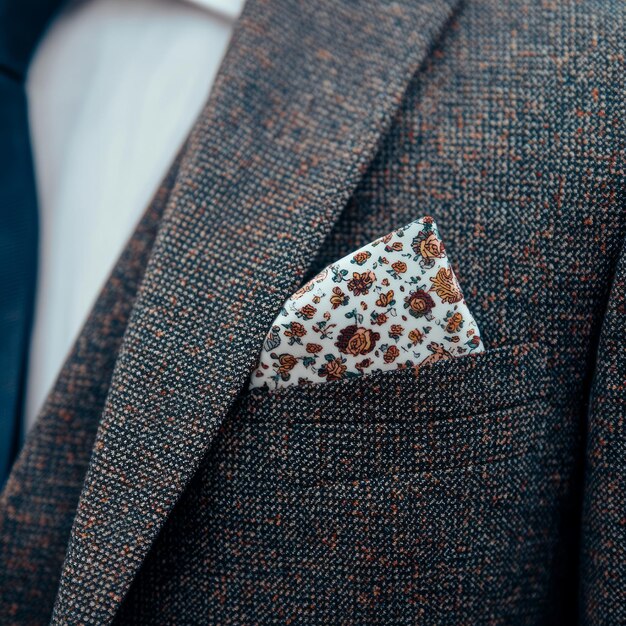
[0,0,64,486]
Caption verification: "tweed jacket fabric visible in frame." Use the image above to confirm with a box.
[1,0,625,624]
[0,151,183,622]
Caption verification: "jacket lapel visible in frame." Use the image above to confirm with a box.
[52,0,459,622]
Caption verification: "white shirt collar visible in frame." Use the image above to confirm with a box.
[182,0,245,21]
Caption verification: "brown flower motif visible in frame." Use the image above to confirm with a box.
[408,329,424,345]
[374,313,388,325]
[284,321,306,338]
[321,357,347,381]
[414,232,445,260]
[347,270,376,296]
[355,358,373,372]
[375,290,394,308]
[352,251,371,265]
[275,353,298,380]
[299,304,317,319]
[430,267,463,304]
[391,261,407,274]
[389,324,404,339]
[405,289,435,318]
[383,345,400,363]
[306,343,323,354]
[445,312,463,332]
[335,325,380,356]
[329,286,348,309]
[467,335,482,350]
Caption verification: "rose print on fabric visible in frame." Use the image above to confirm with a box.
[404,289,436,319]
[430,267,463,304]
[336,325,380,356]
[250,216,485,389]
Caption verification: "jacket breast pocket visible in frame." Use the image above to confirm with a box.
[206,343,575,623]
[239,343,554,485]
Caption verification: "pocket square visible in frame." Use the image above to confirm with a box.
[250,216,484,390]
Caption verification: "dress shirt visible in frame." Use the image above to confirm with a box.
[25,0,243,429]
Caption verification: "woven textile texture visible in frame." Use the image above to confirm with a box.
[0,0,625,623]
[118,344,574,624]
[120,0,624,622]
[0,152,183,622]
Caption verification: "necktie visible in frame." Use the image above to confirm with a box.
[0,0,65,486]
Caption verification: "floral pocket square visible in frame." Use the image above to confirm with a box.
[250,216,484,390]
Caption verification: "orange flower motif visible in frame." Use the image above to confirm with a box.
[408,329,424,345]
[405,290,435,318]
[375,313,388,325]
[284,321,306,338]
[383,345,400,363]
[352,251,371,265]
[335,325,380,356]
[347,270,375,296]
[375,290,394,307]
[445,312,463,333]
[299,304,317,319]
[390,242,403,251]
[323,358,347,381]
[417,232,445,260]
[329,286,348,309]
[430,267,463,304]
[391,261,407,274]
[306,343,323,354]
[390,324,404,337]
[276,354,298,380]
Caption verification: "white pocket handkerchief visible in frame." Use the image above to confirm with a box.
[250,216,484,390]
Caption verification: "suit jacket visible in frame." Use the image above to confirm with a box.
[1,0,625,623]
